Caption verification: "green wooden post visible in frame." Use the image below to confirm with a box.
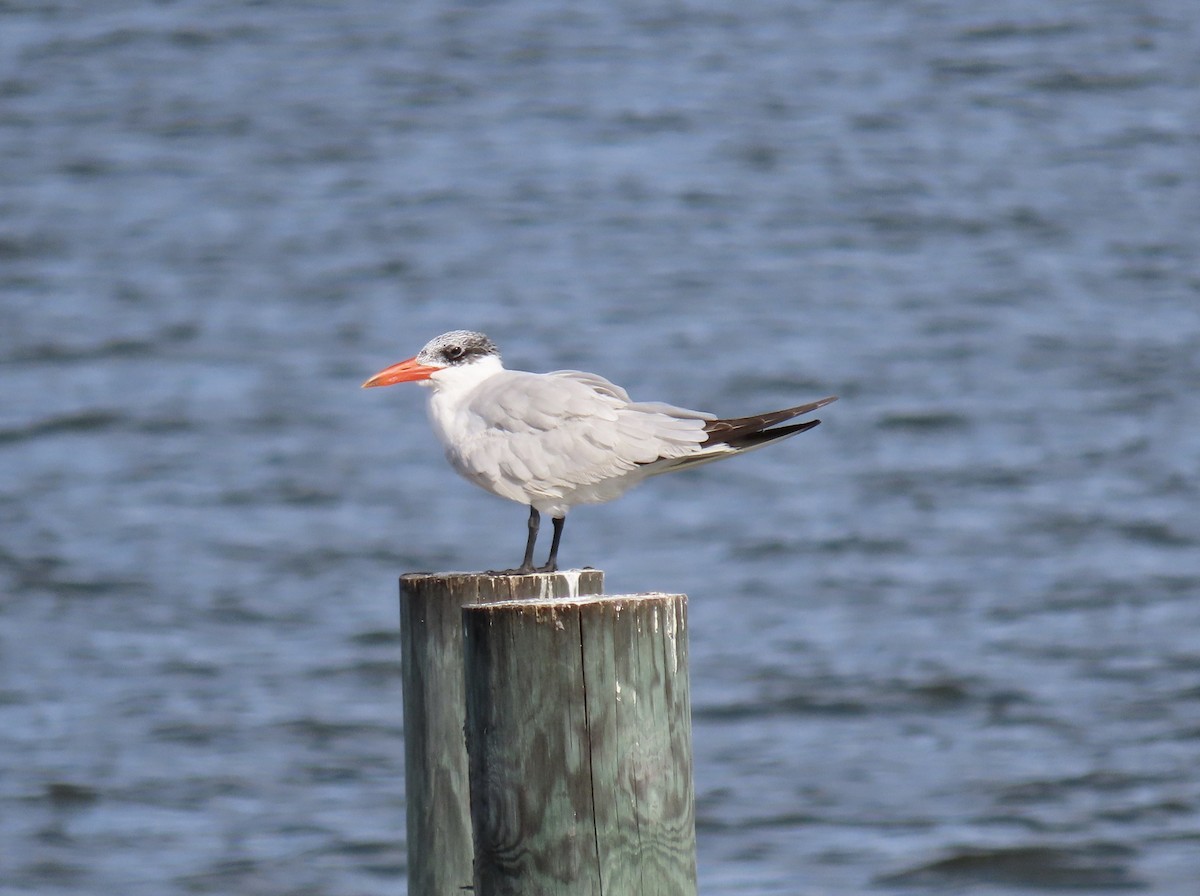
[399,571,604,896]
[462,593,697,896]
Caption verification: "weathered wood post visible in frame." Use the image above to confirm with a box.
[462,592,697,896]
[398,570,604,896]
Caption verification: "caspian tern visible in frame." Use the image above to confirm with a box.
[364,330,836,574]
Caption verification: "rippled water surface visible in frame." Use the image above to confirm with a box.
[2,1,1199,893]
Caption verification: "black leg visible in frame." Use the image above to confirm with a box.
[516,507,540,574]
[537,516,565,573]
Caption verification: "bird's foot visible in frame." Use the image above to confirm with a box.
[483,562,557,576]
[484,565,538,576]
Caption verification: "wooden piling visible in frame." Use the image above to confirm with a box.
[398,570,604,896]
[462,593,697,896]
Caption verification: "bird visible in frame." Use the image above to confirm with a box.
[363,330,836,574]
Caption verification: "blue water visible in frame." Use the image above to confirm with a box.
[3,1,1198,893]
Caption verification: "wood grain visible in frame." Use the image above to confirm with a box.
[463,593,697,896]
[399,570,604,896]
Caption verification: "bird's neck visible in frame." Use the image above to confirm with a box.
[425,355,505,398]
[425,356,505,448]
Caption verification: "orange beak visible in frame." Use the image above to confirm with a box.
[361,356,441,388]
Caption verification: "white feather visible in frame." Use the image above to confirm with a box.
[419,356,722,516]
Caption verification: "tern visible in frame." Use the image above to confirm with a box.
[363,330,836,574]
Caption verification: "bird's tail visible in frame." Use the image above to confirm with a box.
[702,395,838,450]
[642,395,838,476]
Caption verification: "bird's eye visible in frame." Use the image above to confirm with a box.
[444,344,465,361]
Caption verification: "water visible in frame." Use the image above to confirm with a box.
[2,1,1198,893]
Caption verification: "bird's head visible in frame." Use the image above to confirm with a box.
[362,330,501,388]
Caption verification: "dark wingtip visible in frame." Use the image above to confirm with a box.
[702,396,836,448]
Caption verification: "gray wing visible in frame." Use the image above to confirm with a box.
[454,369,712,500]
